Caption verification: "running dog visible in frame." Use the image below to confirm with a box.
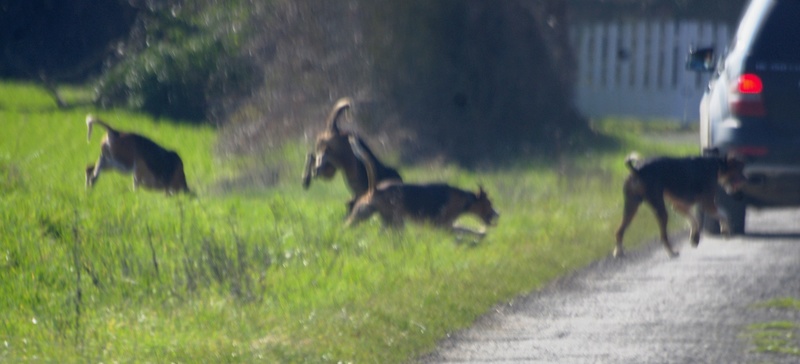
[85,115,190,194]
[302,97,402,211]
[614,153,746,258]
[345,136,499,237]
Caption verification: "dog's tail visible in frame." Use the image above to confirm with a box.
[625,152,640,174]
[325,97,353,134]
[349,135,376,196]
[86,114,117,141]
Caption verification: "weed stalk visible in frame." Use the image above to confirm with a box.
[146,223,160,280]
[70,209,83,346]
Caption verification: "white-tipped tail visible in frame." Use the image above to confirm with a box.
[86,114,113,141]
[625,152,641,173]
[86,114,96,141]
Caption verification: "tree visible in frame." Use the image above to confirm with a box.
[224,0,589,163]
[0,0,137,107]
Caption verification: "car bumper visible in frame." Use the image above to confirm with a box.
[710,123,800,207]
[738,167,800,207]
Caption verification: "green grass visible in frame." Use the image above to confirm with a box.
[0,82,698,363]
[745,298,800,357]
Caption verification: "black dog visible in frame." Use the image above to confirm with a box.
[614,154,746,258]
[345,136,499,236]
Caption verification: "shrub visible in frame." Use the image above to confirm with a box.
[94,2,259,122]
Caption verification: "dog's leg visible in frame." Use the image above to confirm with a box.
[614,188,643,258]
[132,160,160,191]
[85,165,96,188]
[717,208,731,237]
[647,195,679,258]
[87,142,119,189]
[86,154,111,189]
[670,199,701,247]
[452,224,487,238]
[700,199,731,237]
[132,161,140,191]
[452,224,486,246]
[380,210,404,229]
[345,202,376,227]
[302,153,315,189]
[168,163,190,195]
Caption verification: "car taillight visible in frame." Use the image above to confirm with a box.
[732,145,768,157]
[738,74,763,93]
[730,73,766,117]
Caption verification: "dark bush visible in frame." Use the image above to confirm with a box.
[218,0,590,164]
[0,0,136,81]
[360,0,588,163]
[94,2,259,122]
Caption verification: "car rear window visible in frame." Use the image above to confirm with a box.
[751,1,800,59]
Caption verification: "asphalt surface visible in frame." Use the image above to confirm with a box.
[420,208,800,364]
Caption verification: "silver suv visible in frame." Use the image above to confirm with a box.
[687,0,800,234]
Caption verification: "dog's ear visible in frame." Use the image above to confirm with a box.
[477,185,487,198]
[704,147,721,157]
[719,151,744,164]
[726,152,743,162]
[723,152,745,170]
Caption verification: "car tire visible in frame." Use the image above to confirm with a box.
[702,187,746,235]
[700,208,721,235]
[723,195,747,236]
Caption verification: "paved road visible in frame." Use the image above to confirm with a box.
[421,209,800,364]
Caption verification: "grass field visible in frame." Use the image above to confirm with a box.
[746,298,800,356]
[0,82,698,363]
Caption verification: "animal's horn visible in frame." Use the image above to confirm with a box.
[348,135,376,194]
[325,97,353,133]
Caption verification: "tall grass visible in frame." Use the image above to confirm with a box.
[0,82,697,363]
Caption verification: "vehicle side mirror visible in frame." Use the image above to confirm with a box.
[686,47,716,73]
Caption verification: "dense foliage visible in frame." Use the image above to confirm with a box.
[94,0,260,122]
[0,0,741,160]
[0,0,136,81]
[216,0,588,164]
[360,0,583,162]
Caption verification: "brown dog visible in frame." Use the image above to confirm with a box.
[302,97,402,211]
[345,136,499,236]
[85,115,190,194]
[614,153,746,258]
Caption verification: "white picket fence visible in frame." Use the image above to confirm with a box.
[571,21,730,122]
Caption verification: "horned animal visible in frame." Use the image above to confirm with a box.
[302,97,402,212]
